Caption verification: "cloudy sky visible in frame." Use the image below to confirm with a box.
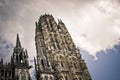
[0,0,120,80]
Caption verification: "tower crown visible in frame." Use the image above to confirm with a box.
[11,34,30,67]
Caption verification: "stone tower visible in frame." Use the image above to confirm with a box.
[11,34,31,80]
[34,14,92,80]
[0,34,31,80]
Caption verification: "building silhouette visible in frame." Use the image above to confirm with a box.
[0,34,31,80]
[34,14,92,80]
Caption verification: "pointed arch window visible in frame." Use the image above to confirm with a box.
[19,53,23,63]
[41,59,45,68]
[5,70,7,77]
[61,62,64,67]
[16,55,19,61]
[46,60,50,67]
[1,70,4,76]
[8,71,11,77]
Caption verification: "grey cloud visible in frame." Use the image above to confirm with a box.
[0,0,31,22]
[0,0,9,7]
[0,36,13,62]
[0,0,29,38]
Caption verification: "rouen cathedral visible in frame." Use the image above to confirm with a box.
[0,14,92,80]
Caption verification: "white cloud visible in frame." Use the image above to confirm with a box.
[0,0,120,62]
[68,0,120,59]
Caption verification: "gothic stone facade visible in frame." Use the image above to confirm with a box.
[0,34,31,80]
[34,14,92,80]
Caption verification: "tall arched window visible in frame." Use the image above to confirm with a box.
[41,59,45,68]
[16,55,19,61]
[1,70,4,76]
[8,71,11,77]
[19,53,23,63]
[61,62,64,67]
[5,70,7,77]
[46,60,50,67]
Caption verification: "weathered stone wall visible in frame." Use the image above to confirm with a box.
[35,14,92,80]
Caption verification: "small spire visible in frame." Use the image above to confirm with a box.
[58,19,60,22]
[34,57,36,63]
[35,22,37,28]
[34,57,37,71]
[16,33,21,48]
[35,22,43,36]
[1,58,3,64]
[58,19,63,24]
[34,57,37,67]
[25,49,28,57]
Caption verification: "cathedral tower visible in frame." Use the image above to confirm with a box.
[0,34,31,80]
[11,34,31,80]
[34,14,92,80]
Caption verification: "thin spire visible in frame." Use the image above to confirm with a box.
[35,22,43,36]
[16,33,21,48]
[25,49,28,57]
[34,57,36,63]
[34,57,38,72]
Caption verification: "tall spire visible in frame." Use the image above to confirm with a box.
[16,33,21,48]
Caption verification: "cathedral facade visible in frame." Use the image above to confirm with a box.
[0,34,31,80]
[34,14,92,80]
